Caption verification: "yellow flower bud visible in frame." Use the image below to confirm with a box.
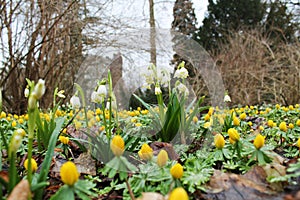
[138,143,153,161]
[214,134,225,149]
[11,121,17,127]
[59,136,69,145]
[289,123,294,129]
[253,134,265,149]
[259,126,264,131]
[297,119,300,127]
[170,163,183,179]
[240,113,246,120]
[193,116,198,123]
[208,107,214,116]
[157,150,168,167]
[297,138,300,148]
[227,128,240,142]
[279,122,287,132]
[60,161,80,186]
[0,111,6,118]
[168,187,189,200]
[233,117,240,126]
[204,114,210,121]
[110,135,125,157]
[267,120,274,128]
[24,158,38,173]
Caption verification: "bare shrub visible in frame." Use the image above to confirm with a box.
[193,29,300,106]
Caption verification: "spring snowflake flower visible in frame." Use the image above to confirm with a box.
[214,134,225,149]
[155,84,162,95]
[157,149,168,167]
[168,187,189,200]
[174,66,189,79]
[110,135,125,157]
[70,95,81,109]
[60,161,80,186]
[24,158,38,172]
[170,163,184,179]
[176,82,189,97]
[253,134,265,149]
[224,94,231,103]
[138,143,153,161]
[32,79,46,100]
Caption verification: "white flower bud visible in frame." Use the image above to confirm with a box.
[155,85,162,95]
[224,94,231,102]
[70,95,81,108]
[97,85,107,97]
[28,95,36,110]
[24,88,29,98]
[33,79,45,100]
[174,67,189,79]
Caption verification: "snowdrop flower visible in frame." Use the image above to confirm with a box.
[70,95,81,108]
[91,91,103,104]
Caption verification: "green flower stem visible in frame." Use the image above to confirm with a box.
[102,101,109,139]
[27,107,36,185]
[107,70,113,138]
[74,84,88,129]
[8,152,17,193]
[157,93,165,125]
[108,96,112,138]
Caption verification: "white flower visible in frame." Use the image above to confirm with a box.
[97,85,107,97]
[24,88,29,98]
[176,82,189,97]
[28,95,36,110]
[158,69,171,87]
[70,95,81,108]
[174,67,189,79]
[155,85,162,95]
[91,91,104,104]
[224,94,231,102]
[32,79,45,100]
[57,90,65,98]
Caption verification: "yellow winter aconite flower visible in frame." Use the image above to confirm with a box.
[11,121,17,127]
[60,161,80,186]
[204,114,210,121]
[233,117,240,126]
[59,136,69,145]
[248,121,253,126]
[135,123,142,127]
[240,113,246,120]
[227,128,240,142]
[157,150,168,167]
[267,120,274,127]
[253,134,265,149]
[24,158,38,172]
[214,134,225,149]
[110,135,125,157]
[297,138,300,148]
[138,143,153,161]
[279,122,287,132]
[208,107,214,116]
[168,187,189,200]
[203,122,211,129]
[170,163,184,179]
[259,126,264,131]
[289,123,294,129]
[193,116,198,123]
[297,120,300,127]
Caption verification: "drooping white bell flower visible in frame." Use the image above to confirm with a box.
[32,79,46,100]
[91,91,104,104]
[70,95,81,108]
[176,82,189,97]
[97,85,107,97]
[224,94,231,103]
[155,84,162,95]
[174,67,189,79]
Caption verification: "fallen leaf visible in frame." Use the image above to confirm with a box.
[137,192,165,200]
[7,180,31,200]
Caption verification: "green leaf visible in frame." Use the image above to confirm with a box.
[34,117,64,200]
[50,185,74,200]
